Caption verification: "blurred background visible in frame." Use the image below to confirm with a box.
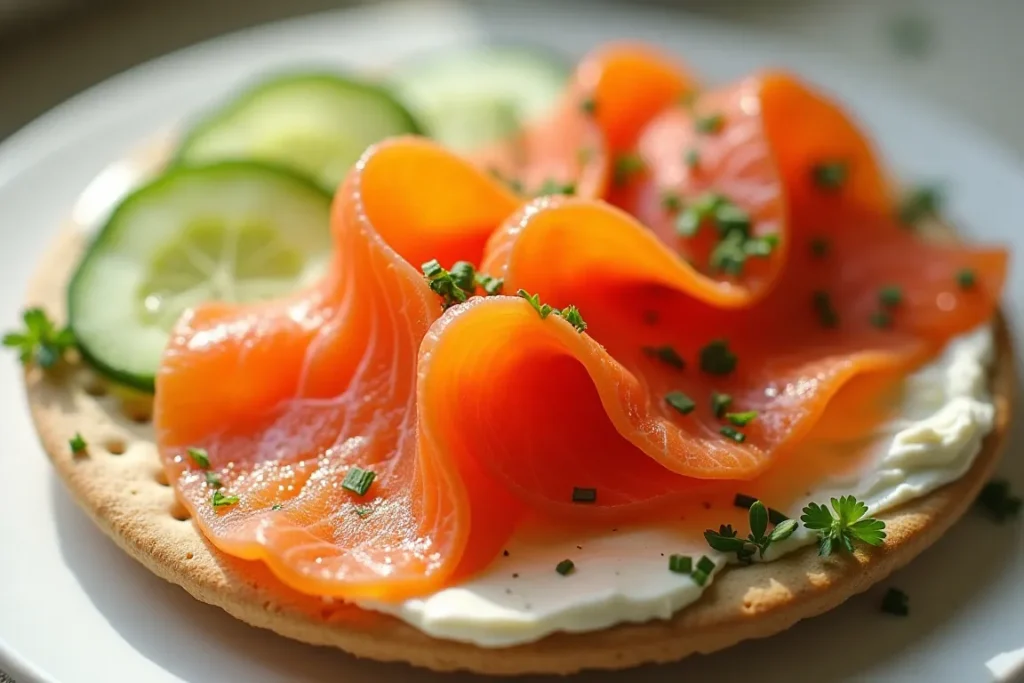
[2,0,1024,155]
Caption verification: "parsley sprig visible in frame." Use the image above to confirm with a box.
[3,308,76,369]
[422,260,504,308]
[704,500,797,563]
[517,290,587,332]
[801,495,886,556]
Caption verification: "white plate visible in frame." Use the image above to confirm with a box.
[0,1,1022,681]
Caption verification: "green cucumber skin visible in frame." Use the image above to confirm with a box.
[68,160,332,393]
[173,71,425,191]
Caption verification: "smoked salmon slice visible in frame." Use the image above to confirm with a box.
[154,68,1006,602]
[474,43,693,199]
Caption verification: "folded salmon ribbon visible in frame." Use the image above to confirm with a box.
[154,46,1006,602]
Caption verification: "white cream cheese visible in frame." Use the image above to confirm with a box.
[359,325,996,647]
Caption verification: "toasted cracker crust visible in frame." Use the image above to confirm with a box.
[24,221,1013,676]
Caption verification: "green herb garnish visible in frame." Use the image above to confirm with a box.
[956,268,977,290]
[69,433,87,455]
[517,289,555,319]
[684,148,700,169]
[643,345,685,370]
[187,447,211,470]
[675,192,724,237]
[559,305,588,333]
[812,290,839,328]
[665,391,696,415]
[535,178,577,197]
[661,192,683,213]
[422,259,471,309]
[695,114,724,134]
[342,467,376,497]
[881,587,909,616]
[204,471,223,489]
[556,559,575,576]
[870,311,893,329]
[709,230,747,275]
[3,307,76,369]
[271,504,283,511]
[878,285,903,308]
[668,554,692,574]
[355,506,372,518]
[811,161,849,191]
[691,555,715,585]
[476,273,504,296]
[810,237,830,258]
[572,487,597,504]
[613,153,645,186]
[800,496,886,556]
[711,392,733,418]
[705,500,797,562]
[726,411,758,427]
[212,490,239,507]
[975,479,1021,523]
[898,184,942,226]
[720,426,746,443]
[699,340,737,375]
[580,96,597,115]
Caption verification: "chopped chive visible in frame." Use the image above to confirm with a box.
[696,555,715,574]
[572,487,598,504]
[668,554,692,574]
[811,161,849,191]
[422,259,472,309]
[695,113,724,134]
[956,268,977,290]
[714,204,752,238]
[881,588,909,616]
[870,311,892,329]
[535,178,576,197]
[342,467,376,496]
[711,392,733,418]
[898,184,941,226]
[976,479,1021,522]
[810,237,830,258]
[555,559,575,576]
[726,410,758,426]
[878,285,903,308]
[768,508,789,525]
[699,340,737,375]
[204,471,223,489]
[684,148,700,169]
[449,261,476,293]
[271,504,283,511]
[661,191,683,213]
[665,391,696,415]
[743,235,779,258]
[212,490,239,507]
[580,96,597,115]
[476,273,504,296]
[733,493,758,510]
[69,432,87,455]
[187,447,211,470]
[613,153,645,186]
[691,570,710,586]
[355,506,372,518]
[675,206,703,237]
[643,345,685,370]
[720,426,746,443]
[812,290,839,328]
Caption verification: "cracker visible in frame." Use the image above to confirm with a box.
[23,220,1013,677]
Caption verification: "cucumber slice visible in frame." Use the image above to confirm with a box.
[176,73,423,191]
[389,45,569,152]
[68,162,333,391]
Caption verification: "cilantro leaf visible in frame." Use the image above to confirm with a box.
[3,307,76,369]
[801,495,886,556]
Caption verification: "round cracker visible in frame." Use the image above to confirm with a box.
[23,215,1013,676]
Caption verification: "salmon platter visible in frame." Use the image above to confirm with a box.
[10,41,1017,676]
